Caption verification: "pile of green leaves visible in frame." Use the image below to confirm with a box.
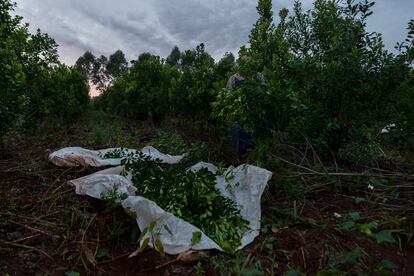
[122,152,249,251]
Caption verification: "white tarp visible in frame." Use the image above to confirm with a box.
[50,147,272,254]
[49,146,185,167]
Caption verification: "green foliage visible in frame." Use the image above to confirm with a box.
[97,52,180,121]
[191,231,202,246]
[86,111,135,147]
[0,0,89,139]
[100,185,138,240]
[166,46,181,67]
[373,259,397,275]
[249,0,275,71]
[99,148,128,159]
[107,50,128,78]
[28,65,89,123]
[337,211,399,244]
[75,52,107,90]
[211,252,264,275]
[213,0,414,158]
[122,152,250,251]
[193,261,205,275]
[185,141,211,164]
[95,43,235,122]
[65,272,80,276]
[148,131,186,155]
[75,49,128,91]
[101,185,128,212]
[316,248,363,275]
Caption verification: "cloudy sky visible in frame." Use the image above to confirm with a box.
[14,0,414,65]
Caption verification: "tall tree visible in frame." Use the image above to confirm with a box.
[107,50,128,78]
[248,0,275,70]
[1,0,59,138]
[74,51,96,76]
[74,51,106,90]
[181,49,196,69]
[166,46,181,67]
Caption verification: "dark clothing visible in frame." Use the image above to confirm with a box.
[231,126,254,155]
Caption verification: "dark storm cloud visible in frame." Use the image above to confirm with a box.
[14,0,414,65]
[153,0,258,57]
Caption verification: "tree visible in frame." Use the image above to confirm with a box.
[107,50,128,78]
[248,0,275,70]
[166,46,181,67]
[181,49,196,69]
[1,0,59,137]
[1,0,90,144]
[76,50,129,91]
[74,51,96,76]
[215,52,235,79]
[74,51,107,89]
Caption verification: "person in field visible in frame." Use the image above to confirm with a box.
[226,72,246,89]
[225,56,266,154]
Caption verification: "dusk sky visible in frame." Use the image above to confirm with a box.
[14,0,414,65]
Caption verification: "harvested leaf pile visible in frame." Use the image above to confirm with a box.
[122,152,250,251]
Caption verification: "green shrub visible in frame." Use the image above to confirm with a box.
[0,0,89,140]
[213,0,414,158]
[148,131,186,155]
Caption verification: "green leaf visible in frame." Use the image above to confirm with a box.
[360,225,372,236]
[148,221,156,231]
[138,237,150,253]
[371,230,396,244]
[163,224,173,236]
[358,221,378,236]
[191,231,202,246]
[349,211,360,220]
[65,272,80,276]
[339,221,356,230]
[137,225,149,242]
[355,197,365,204]
[377,259,397,269]
[155,239,165,256]
[368,178,390,187]
[332,248,363,267]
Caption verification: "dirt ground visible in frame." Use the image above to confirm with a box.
[1,116,413,275]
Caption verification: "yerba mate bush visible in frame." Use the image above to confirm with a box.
[0,0,89,141]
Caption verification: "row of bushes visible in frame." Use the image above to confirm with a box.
[2,0,412,161]
[93,0,414,159]
[92,44,235,122]
[0,0,89,140]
